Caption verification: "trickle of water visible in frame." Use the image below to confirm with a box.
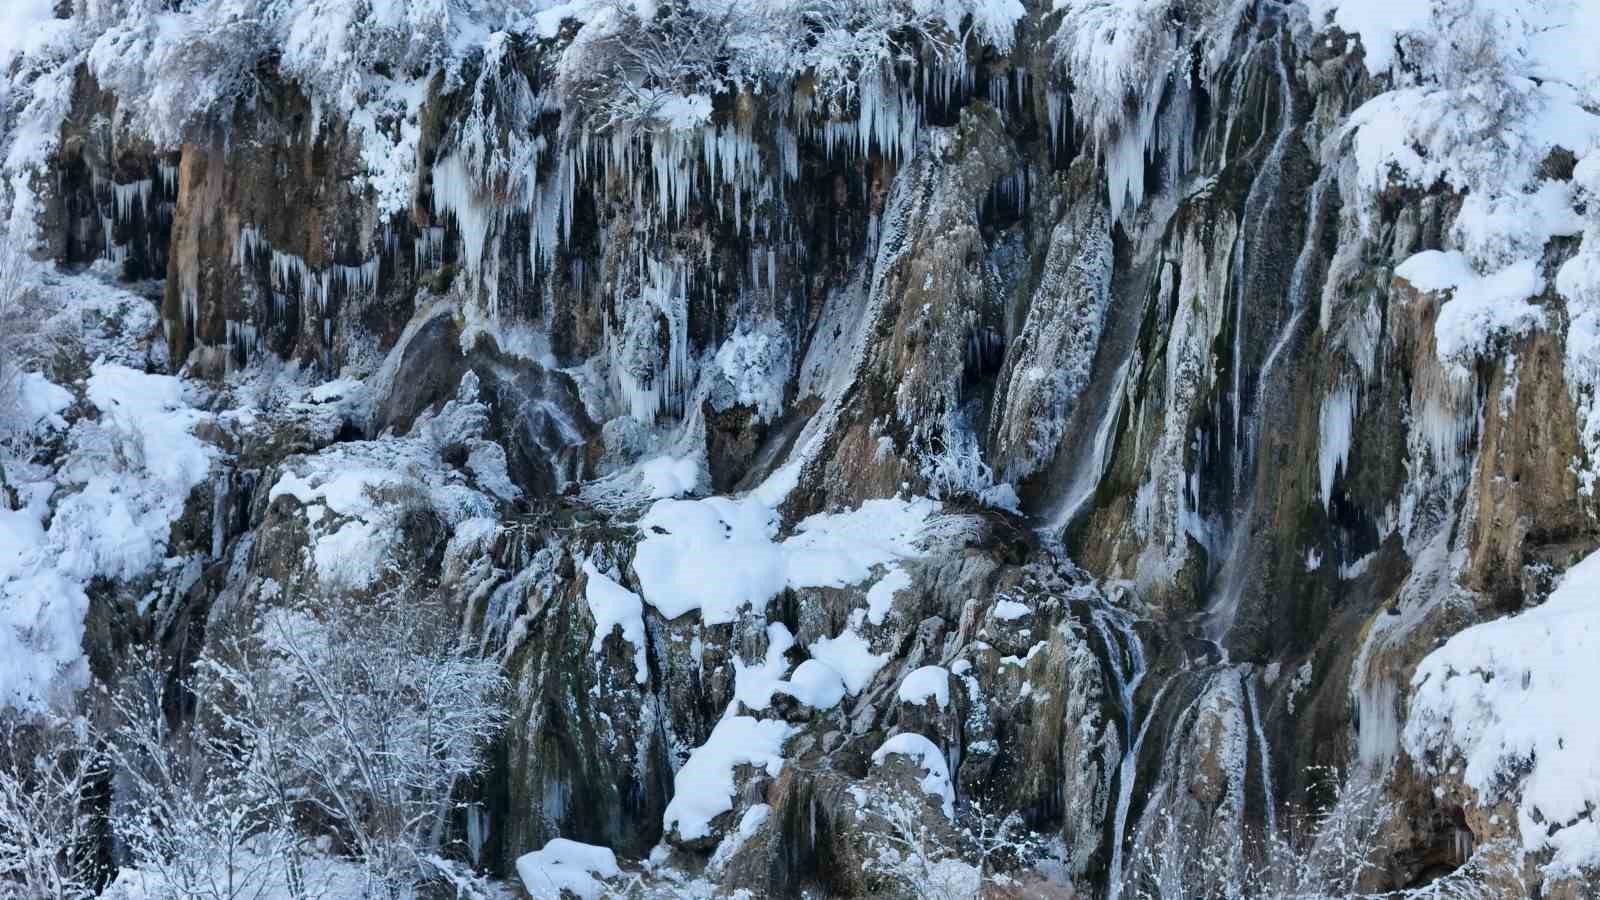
[1244,673,1278,837]
[1204,31,1301,644]
[1106,678,1168,900]
[1045,351,1134,535]
[1091,606,1148,750]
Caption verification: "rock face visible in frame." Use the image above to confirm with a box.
[8,0,1600,896]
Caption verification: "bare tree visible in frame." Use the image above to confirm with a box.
[862,788,976,900]
[0,231,37,428]
[201,592,509,897]
[0,715,102,900]
[104,649,293,900]
[860,788,1046,899]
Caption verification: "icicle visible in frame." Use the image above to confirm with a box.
[1319,382,1359,511]
[111,180,152,227]
[415,226,445,272]
[101,213,127,265]
[157,162,179,196]
[431,152,497,299]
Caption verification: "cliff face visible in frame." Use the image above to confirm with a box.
[5,0,1600,896]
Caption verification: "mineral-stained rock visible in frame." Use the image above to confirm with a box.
[11,2,1600,896]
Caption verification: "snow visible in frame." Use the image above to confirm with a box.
[871,732,955,818]
[516,838,621,900]
[266,373,508,591]
[1331,0,1600,398]
[732,622,797,711]
[708,802,772,877]
[865,565,912,626]
[732,623,851,711]
[269,467,401,590]
[104,845,375,900]
[992,598,1030,621]
[631,493,935,625]
[774,659,847,710]
[1450,179,1584,271]
[1395,251,1545,377]
[1303,0,1429,75]
[0,508,88,712]
[911,0,1024,52]
[1,363,215,712]
[662,715,793,842]
[1312,0,1600,87]
[651,91,713,130]
[581,562,649,684]
[896,666,951,709]
[305,376,365,404]
[1559,154,1600,495]
[711,325,791,423]
[12,371,72,431]
[0,0,61,69]
[808,622,888,695]
[637,454,701,500]
[83,363,215,505]
[1405,549,1600,876]
[580,449,703,512]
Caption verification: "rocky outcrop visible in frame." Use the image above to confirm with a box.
[14,0,1600,896]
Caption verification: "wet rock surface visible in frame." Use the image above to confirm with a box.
[7,1,1600,896]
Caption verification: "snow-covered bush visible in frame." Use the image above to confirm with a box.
[791,0,964,109]
[555,0,1012,138]
[440,31,546,204]
[85,4,274,147]
[1330,0,1600,382]
[558,1,732,134]
[919,408,1020,512]
[862,788,979,900]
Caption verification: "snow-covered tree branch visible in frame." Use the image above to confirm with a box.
[0,715,101,899]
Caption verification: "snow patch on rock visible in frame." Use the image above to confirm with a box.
[871,732,955,818]
[663,716,793,842]
[581,562,649,684]
[896,666,951,709]
[632,493,935,624]
[1405,549,1600,875]
[516,838,621,900]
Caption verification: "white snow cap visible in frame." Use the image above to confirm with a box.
[871,732,955,818]
[516,838,621,900]
[896,665,952,709]
[631,493,934,624]
[775,659,848,710]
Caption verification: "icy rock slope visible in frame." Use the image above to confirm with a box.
[2,0,1600,896]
